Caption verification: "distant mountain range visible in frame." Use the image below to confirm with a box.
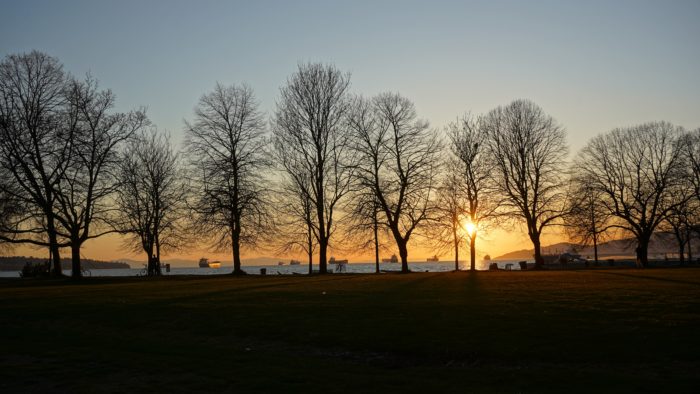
[494,233,697,260]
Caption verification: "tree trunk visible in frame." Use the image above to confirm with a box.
[531,232,543,269]
[146,241,156,276]
[308,229,313,275]
[308,250,313,275]
[46,217,63,276]
[147,255,155,276]
[318,237,328,274]
[231,229,244,275]
[688,235,693,263]
[374,216,380,274]
[454,238,459,271]
[231,247,242,275]
[470,234,476,271]
[636,234,650,268]
[593,233,599,266]
[452,222,459,271]
[306,216,313,274]
[673,229,685,265]
[71,241,82,278]
[398,241,409,273]
[156,241,162,276]
[49,241,62,276]
[316,173,327,274]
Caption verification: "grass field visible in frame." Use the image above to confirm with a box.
[1,268,699,393]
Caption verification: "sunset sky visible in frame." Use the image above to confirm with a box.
[2,0,700,264]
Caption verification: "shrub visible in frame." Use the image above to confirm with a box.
[20,261,52,278]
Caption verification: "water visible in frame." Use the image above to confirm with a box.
[0,260,527,278]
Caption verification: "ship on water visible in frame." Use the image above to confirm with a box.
[427,255,439,262]
[198,258,221,269]
[381,254,399,263]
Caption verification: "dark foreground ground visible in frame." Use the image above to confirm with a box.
[1,268,699,393]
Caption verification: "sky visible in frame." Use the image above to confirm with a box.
[1,0,700,264]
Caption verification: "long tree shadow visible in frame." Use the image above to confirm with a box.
[143,274,369,307]
[382,271,447,292]
[463,271,482,297]
[588,270,700,286]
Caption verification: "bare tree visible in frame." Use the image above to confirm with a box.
[349,92,441,273]
[272,63,354,274]
[272,174,317,274]
[0,167,23,251]
[346,96,388,273]
[53,76,147,277]
[0,51,72,275]
[684,128,700,261]
[576,122,688,267]
[447,114,500,271]
[659,178,699,265]
[184,83,272,275]
[429,171,468,271]
[483,99,569,269]
[685,128,700,201]
[116,130,185,276]
[564,175,613,265]
[344,192,388,274]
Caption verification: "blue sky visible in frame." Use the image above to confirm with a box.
[2,0,699,152]
[2,0,700,261]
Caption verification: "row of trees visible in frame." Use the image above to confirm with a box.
[0,52,148,276]
[569,122,699,266]
[1,52,698,277]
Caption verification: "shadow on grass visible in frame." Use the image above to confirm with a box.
[142,274,371,307]
[588,270,700,286]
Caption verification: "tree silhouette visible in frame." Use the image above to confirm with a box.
[272,172,317,274]
[0,51,71,274]
[577,122,689,267]
[116,130,186,276]
[446,114,500,271]
[483,100,569,269]
[345,96,389,273]
[272,63,354,274]
[349,93,441,273]
[184,83,272,275]
[54,77,147,277]
[564,175,613,265]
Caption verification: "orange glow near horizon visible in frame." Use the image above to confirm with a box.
[3,226,568,266]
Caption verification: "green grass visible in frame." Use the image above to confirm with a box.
[1,268,699,393]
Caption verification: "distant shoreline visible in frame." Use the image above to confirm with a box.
[0,256,130,271]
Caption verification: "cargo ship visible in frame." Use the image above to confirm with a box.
[198,258,221,268]
[381,254,399,263]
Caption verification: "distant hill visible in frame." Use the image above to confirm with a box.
[494,233,697,260]
[495,242,579,260]
[0,256,130,271]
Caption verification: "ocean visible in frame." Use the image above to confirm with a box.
[0,259,528,278]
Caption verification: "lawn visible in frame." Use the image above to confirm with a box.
[1,268,699,393]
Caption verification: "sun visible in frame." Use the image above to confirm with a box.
[463,220,477,237]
